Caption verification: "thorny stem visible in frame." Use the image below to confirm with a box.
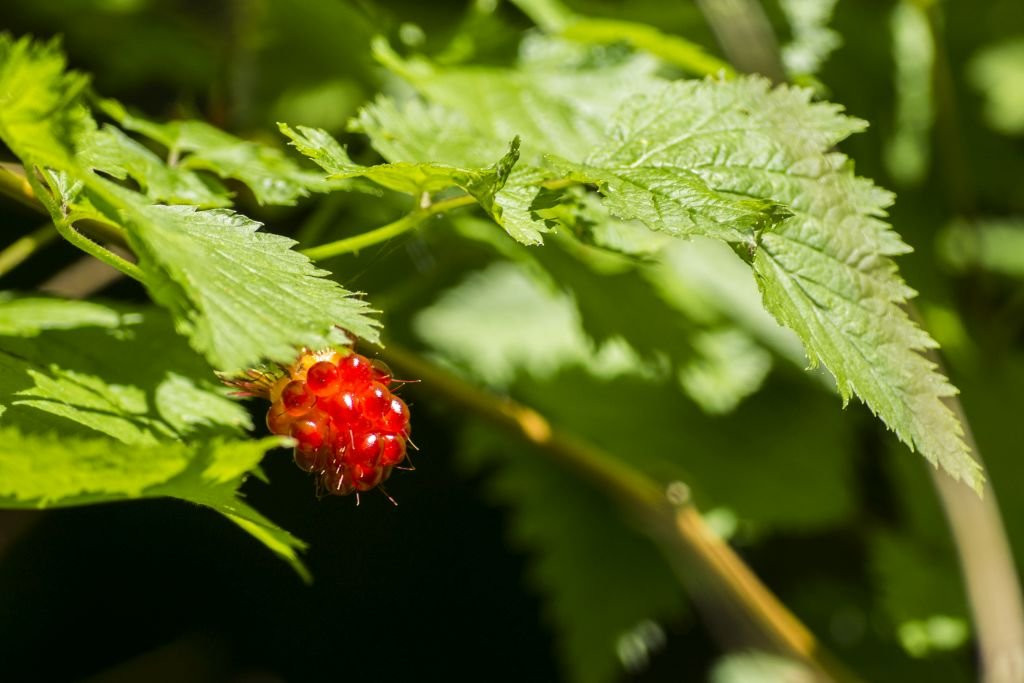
[0,224,58,278]
[377,341,861,683]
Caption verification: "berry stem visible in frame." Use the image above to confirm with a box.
[374,340,861,683]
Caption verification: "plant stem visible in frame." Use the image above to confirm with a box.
[299,194,480,261]
[919,334,1024,683]
[696,0,787,83]
[23,170,147,284]
[376,341,861,683]
[0,224,58,278]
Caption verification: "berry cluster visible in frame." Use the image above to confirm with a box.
[263,349,412,496]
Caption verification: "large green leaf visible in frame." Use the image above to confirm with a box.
[0,296,306,576]
[98,98,331,205]
[569,76,979,489]
[111,191,379,371]
[0,34,88,168]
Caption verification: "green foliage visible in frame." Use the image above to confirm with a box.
[778,0,841,79]
[359,40,980,488]
[0,296,305,575]
[0,36,88,169]
[98,99,333,205]
[885,1,935,186]
[0,36,381,373]
[938,218,1024,278]
[77,123,230,208]
[460,422,687,683]
[0,2,1018,676]
[280,122,520,219]
[968,38,1024,136]
[117,198,377,372]
[560,17,735,77]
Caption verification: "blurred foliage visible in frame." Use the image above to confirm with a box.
[0,1,1023,682]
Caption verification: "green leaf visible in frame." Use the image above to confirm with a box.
[561,17,734,77]
[353,96,554,244]
[0,297,249,442]
[460,422,686,683]
[77,123,231,207]
[968,37,1024,136]
[0,297,305,575]
[884,1,934,186]
[98,98,332,205]
[938,218,1024,278]
[372,35,661,162]
[413,261,608,386]
[108,192,379,371]
[0,427,307,577]
[560,78,864,246]
[279,122,520,218]
[751,171,979,489]
[778,0,842,78]
[576,76,980,490]
[677,328,772,415]
[0,34,89,168]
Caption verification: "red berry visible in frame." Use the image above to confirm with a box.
[306,360,341,396]
[362,382,391,421]
[337,353,372,387]
[380,396,410,435]
[291,415,330,452]
[350,462,384,491]
[266,405,293,435]
[328,390,364,426]
[379,434,407,467]
[281,380,314,416]
[251,348,417,497]
[346,432,382,467]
